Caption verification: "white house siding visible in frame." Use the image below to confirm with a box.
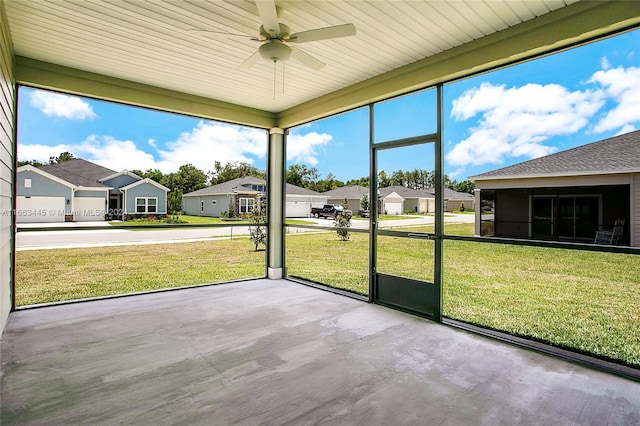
[633,174,640,247]
[0,1,14,333]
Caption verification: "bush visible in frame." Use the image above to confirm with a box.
[334,197,352,241]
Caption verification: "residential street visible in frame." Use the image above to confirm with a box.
[16,214,475,250]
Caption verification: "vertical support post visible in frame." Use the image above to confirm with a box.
[433,85,444,322]
[267,127,285,279]
[474,188,481,237]
[368,105,376,302]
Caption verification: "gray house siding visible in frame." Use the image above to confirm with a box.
[183,195,229,217]
[75,190,107,198]
[125,184,167,214]
[326,197,360,213]
[1,4,14,333]
[634,175,640,247]
[17,170,73,210]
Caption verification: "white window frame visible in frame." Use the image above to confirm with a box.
[239,197,255,214]
[24,178,32,188]
[135,197,158,214]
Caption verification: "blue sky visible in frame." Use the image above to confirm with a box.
[17,29,639,182]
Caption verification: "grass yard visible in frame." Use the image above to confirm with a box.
[286,224,640,368]
[16,239,265,305]
[16,222,640,367]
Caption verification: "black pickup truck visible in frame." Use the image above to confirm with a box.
[311,204,351,219]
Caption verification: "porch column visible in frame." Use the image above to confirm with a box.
[474,188,481,237]
[267,127,285,278]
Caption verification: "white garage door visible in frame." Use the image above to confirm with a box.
[16,196,65,223]
[286,201,310,218]
[74,197,106,222]
[384,201,403,215]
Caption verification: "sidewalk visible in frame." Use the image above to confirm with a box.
[17,221,113,229]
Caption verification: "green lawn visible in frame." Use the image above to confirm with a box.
[16,239,265,304]
[16,223,640,367]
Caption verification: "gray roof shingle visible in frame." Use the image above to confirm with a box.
[323,185,369,198]
[471,130,640,180]
[39,159,116,187]
[183,176,322,197]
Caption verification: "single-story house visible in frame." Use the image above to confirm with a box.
[323,185,369,215]
[17,159,169,223]
[470,130,639,246]
[182,176,327,218]
[379,186,434,215]
[443,188,475,212]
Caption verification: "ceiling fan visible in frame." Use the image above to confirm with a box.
[194,0,356,70]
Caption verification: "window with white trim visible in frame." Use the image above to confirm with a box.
[24,178,32,188]
[239,197,254,214]
[136,197,158,213]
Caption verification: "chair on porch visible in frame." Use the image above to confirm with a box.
[594,219,625,245]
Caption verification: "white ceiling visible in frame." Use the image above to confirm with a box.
[6,0,580,113]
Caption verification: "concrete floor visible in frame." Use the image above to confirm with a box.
[1,279,639,425]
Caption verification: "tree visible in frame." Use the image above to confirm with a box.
[132,168,164,183]
[248,195,267,251]
[316,172,344,192]
[360,193,370,213]
[377,170,390,188]
[333,197,352,241]
[345,176,369,187]
[17,159,44,167]
[209,161,265,185]
[286,164,313,188]
[49,151,75,164]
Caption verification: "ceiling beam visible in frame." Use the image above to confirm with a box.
[277,1,640,129]
[15,56,277,129]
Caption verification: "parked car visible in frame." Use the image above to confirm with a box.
[311,204,352,219]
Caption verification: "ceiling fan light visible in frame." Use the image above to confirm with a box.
[259,41,292,62]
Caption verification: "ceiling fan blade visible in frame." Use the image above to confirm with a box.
[290,46,325,70]
[255,0,280,37]
[289,23,356,43]
[238,50,262,69]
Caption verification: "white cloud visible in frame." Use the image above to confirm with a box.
[19,121,269,174]
[446,82,604,167]
[158,121,267,172]
[18,143,70,163]
[75,135,171,172]
[29,90,97,120]
[589,65,640,133]
[286,131,332,165]
[600,57,611,70]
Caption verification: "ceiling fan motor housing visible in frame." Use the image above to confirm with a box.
[259,41,292,62]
